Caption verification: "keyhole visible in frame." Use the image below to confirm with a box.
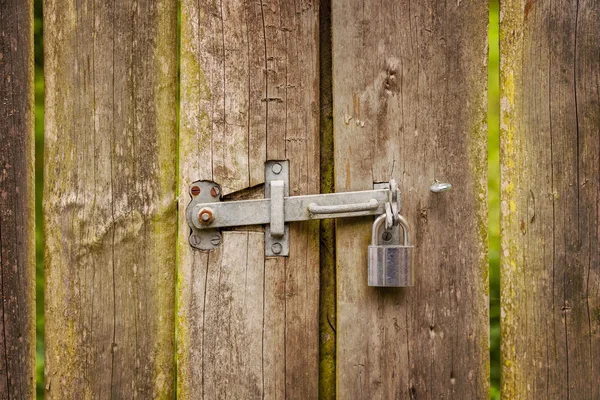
[382,231,393,242]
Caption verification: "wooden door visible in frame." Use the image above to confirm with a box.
[332,1,490,398]
[177,1,321,398]
[40,0,492,398]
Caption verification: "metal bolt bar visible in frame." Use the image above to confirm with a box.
[185,161,419,257]
[190,188,391,230]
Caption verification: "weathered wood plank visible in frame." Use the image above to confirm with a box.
[500,0,600,398]
[0,0,36,398]
[332,1,489,398]
[43,1,178,397]
[178,0,320,398]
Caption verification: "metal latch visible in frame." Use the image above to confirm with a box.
[186,160,405,256]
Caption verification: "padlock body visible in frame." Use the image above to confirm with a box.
[368,245,414,287]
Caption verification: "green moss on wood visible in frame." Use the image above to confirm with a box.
[318,0,336,394]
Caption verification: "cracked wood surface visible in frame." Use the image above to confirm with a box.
[0,0,35,398]
[332,1,489,398]
[501,0,600,398]
[178,0,320,398]
[43,1,178,397]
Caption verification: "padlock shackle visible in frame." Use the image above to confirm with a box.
[372,213,410,246]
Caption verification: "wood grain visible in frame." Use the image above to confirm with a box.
[43,1,178,397]
[178,0,320,398]
[500,0,600,398]
[332,1,489,398]
[0,0,36,398]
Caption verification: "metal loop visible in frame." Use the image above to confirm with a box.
[371,214,386,244]
[388,178,400,226]
[384,202,394,230]
[371,213,411,246]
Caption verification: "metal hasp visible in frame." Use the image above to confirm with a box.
[186,160,402,257]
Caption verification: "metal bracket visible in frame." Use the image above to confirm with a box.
[186,160,402,256]
[265,160,290,256]
[186,180,223,251]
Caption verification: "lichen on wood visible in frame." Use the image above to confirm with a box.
[43,1,178,397]
[500,0,600,398]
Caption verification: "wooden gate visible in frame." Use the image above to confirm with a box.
[1,0,599,398]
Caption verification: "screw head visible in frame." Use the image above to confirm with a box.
[210,235,221,246]
[189,234,201,247]
[271,163,282,174]
[191,186,201,196]
[210,186,220,197]
[198,208,214,225]
[382,231,393,242]
[271,242,282,254]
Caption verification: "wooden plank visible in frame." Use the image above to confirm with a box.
[178,0,320,398]
[43,1,178,397]
[0,0,36,398]
[332,1,489,398]
[500,0,600,398]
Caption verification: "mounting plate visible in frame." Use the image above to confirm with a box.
[265,160,290,256]
[186,180,223,251]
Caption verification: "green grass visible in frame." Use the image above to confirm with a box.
[32,1,501,398]
[488,0,501,399]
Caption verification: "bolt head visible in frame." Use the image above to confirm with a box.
[198,208,214,225]
[210,235,221,246]
[271,163,282,174]
[271,242,282,254]
[210,186,220,197]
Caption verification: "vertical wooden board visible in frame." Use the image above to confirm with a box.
[178,0,320,398]
[332,1,489,398]
[0,0,36,398]
[500,0,600,398]
[43,1,177,398]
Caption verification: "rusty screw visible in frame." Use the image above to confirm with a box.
[191,185,201,196]
[210,186,220,197]
[198,208,214,225]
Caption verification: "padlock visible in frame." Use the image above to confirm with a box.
[368,213,414,287]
